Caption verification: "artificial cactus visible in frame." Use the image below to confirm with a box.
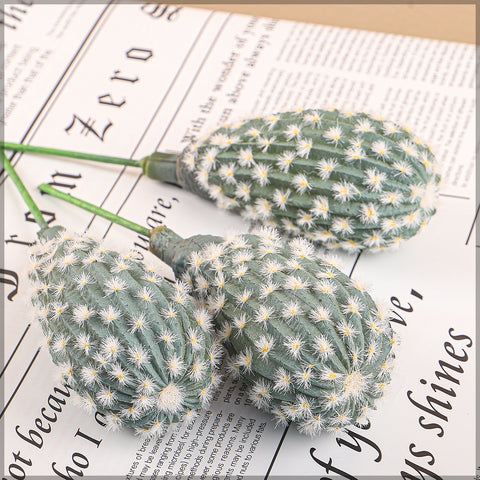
[2,151,220,436]
[2,107,441,251]
[38,185,398,435]
[29,229,220,434]
[151,226,397,435]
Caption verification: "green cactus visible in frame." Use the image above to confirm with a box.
[35,185,398,435]
[168,108,441,251]
[2,107,441,252]
[29,228,220,434]
[151,226,397,435]
[2,151,220,436]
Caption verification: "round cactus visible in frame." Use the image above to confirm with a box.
[28,226,221,435]
[151,226,398,435]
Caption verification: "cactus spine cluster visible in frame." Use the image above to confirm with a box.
[151,226,397,435]
[29,226,221,435]
[166,107,441,251]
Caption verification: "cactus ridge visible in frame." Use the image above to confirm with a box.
[175,227,397,435]
[176,108,441,252]
[29,227,221,436]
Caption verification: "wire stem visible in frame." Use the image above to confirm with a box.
[1,142,140,167]
[38,183,151,237]
[2,150,49,229]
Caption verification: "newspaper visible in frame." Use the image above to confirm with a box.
[2,3,476,479]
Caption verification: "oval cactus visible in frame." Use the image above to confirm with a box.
[161,108,440,251]
[3,107,441,252]
[28,226,220,435]
[150,226,398,435]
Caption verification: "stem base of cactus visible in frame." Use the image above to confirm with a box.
[140,153,180,185]
[149,227,222,276]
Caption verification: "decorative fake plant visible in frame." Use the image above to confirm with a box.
[2,107,441,252]
[40,184,398,435]
[2,151,221,436]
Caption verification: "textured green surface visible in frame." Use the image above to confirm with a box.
[151,227,397,435]
[29,227,220,436]
[161,108,441,252]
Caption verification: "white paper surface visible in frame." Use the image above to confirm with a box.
[2,3,475,479]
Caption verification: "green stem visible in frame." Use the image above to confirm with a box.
[2,150,49,229]
[38,183,150,237]
[1,141,140,168]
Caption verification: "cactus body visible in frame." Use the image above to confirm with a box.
[144,108,441,252]
[151,226,397,435]
[29,226,220,435]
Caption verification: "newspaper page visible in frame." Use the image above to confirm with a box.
[2,3,475,479]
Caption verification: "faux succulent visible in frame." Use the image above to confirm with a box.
[151,226,397,435]
[37,185,398,435]
[2,151,220,436]
[29,227,220,434]
[165,108,441,251]
[2,107,442,251]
